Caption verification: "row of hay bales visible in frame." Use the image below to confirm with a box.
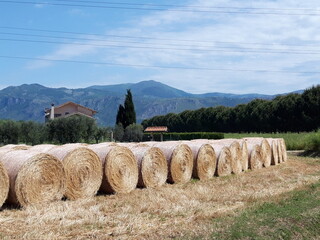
[0,137,287,208]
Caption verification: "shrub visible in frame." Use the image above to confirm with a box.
[305,130,320,152]
[143,132,224,141]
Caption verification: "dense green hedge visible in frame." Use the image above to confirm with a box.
[142,85,320,133]
[143,132,224,141]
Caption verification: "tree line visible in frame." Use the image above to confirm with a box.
[0,116,112,146]
[142,85,320,133]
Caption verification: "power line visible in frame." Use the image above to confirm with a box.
[1,55,319,74]
[1,0,320,16]
[2,37,320,55]
[1,32,319,53]
[1,26,318,48]
[53,0,320,12]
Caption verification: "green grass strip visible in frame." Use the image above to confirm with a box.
[211,182,320,240]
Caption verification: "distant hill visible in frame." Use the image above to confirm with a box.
[0,80,298,126]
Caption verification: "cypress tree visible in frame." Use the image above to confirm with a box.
[115,89,136,129]
[116,104,125,126]
[124,89,136,128]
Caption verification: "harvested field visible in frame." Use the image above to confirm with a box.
[0,155,318,239]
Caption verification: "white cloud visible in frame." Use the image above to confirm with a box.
[27,0,320,93]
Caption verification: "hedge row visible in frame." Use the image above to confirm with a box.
[143,132,224,141]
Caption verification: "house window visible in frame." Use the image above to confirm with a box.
[65,112,69,115]
[54,114,62,118]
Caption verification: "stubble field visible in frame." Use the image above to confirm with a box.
[0,155,319,240]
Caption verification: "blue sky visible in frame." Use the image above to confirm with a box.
[0,0,320,94]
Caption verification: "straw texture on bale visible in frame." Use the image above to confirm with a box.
[266,139,279,165]
[228,141,243,174]
[0,161,9,208]
[0,144,31,150]
[247,144,263,170]
[146,142,193,184]
[186,142,216,180]
[279,138,287,162]
[240,140,249,171]
[209,142,232,177]
[0,150,65,207]
[126,145,168,188]
[45,144,102,200]
[277,139,283,163]
[88,144,138,193]
[260,139,272,167]
[243,138,271,168]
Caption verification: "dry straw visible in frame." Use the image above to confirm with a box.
[266,138,279,165]
[0,144,31,150]
[0,160,9,208]
[88,143,138,193]
[144,141,193,184]
[125,144,168,188]
[35,144,103,200]
[0,149,65,207]
[207,141,232,177]
[184,141,216,180]
[277,139,284,163]
[240,140,249,171]
[246,143,263,170]
[217,139,243,174]
[278,138,287,162]
[243,138,271,168]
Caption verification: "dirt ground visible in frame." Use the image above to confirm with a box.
[0,155,319,240]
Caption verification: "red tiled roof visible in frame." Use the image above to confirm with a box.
[54,101,97,114]
[144,126,168,132]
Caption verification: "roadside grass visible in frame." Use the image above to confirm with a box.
[225,131,319,151]
[209,181,320,240]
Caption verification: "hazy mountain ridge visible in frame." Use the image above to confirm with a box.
[0,80,296,126]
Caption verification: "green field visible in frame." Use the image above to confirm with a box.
[225,131,320,151]
[210,181,320,240]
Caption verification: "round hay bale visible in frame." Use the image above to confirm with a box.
[266,138,279,165]
[88,144,138,193]
[207,142,232,177]
[228,141,243,174]
[126,145,168,188]
[145,141,193,184]
[279,138,287,162]
[183,142,216,180]
[190,139,232,176]
[213,139,248,172]
[240,140,249,171]
[247,144,263,170]
[0,160,9,208]
[271,140,279,165]
[277,139,283,163]
[44,144,103,200]
[243,138,271,168]
[209,139,241,175]
[0,150,65,207]
[260,139,272,167]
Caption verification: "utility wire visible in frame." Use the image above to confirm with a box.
[1,0,320,16]
[1,55,319,74]
[1,37,320,55]
[1,26,318,48]
[52,0,320,12]
[1,32,319,52]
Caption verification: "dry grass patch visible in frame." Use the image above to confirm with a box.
[0,156,319,239]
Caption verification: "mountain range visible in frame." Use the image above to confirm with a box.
[0,80,300,126]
